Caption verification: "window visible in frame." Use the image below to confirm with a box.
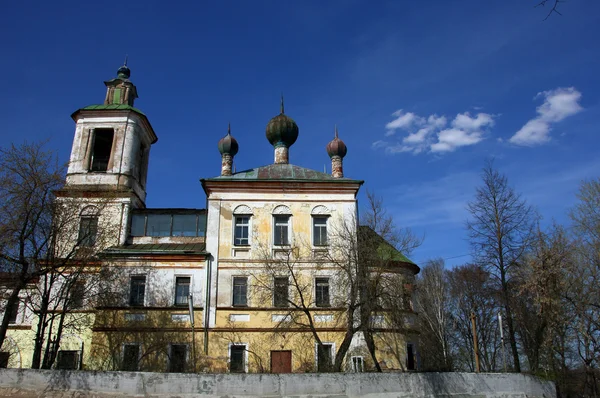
[129,276,146,306]
[229,345,246,373]
[273,277,289,307]
[234,216,250,246]
[7,300,19,324]
[0,352,9,368]
[406,343,416,371]
[89,129,114,172]
[168,344,187,373]
[78,216,98,247]
[69,281,85,309]
[56,350,79,370]
[130,213,206,237]
[316,343,333,372]
[175,277,190,306]
[315,277,330,307]
[351,356,365,372]
[122,344,140,371]
[274,215,290,246]
[232,277,247,307]
[313,216,328,246]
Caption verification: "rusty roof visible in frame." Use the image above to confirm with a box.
[205,164,363,183]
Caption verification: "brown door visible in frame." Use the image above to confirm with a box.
[270,350,292,373]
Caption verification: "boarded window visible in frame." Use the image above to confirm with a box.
[89,129,114,172]
[273,277,289,307]
[129,276,146,306]
[169,344,187,373]
[229,345,246,373]
[123,344,140,371]
[315,277,330,307]
[56,350,79,370]
[175,277,190,306]
[232,277,247,307]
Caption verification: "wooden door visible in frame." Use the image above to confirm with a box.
[270,350,292,373]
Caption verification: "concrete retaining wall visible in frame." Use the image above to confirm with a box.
[0,369,556,398]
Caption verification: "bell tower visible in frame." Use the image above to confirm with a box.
[58,62,158,247]
[64,62,158,206]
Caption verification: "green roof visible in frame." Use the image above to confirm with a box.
[205,164,363,183]
[80,104,146,116]
[359,226,417,266]
[102,243,206,256]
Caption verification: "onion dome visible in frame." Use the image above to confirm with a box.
[265,96,299,148]
[218,123,239,156]
[326,125,347,158]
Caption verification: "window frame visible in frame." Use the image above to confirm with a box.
[228,343,248,373]
[168,343,188,373]
[88,128,114,173]
[273,276,289,308]
[312,216,329,247]
[232,276,248,307]
[129,275,146,307]
[7,300,19,324]
[273,215,291,246]
[315,342,335,372]
[174,276,191,307]
[78,216,98,247]
[315,277,331,307]
[233,215,250,246]
[122,343,141,371]
[351,356,365,372]
[56,350,80,370]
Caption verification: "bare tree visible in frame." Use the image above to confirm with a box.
[466,160,536,372]
[415,258,453,371]
[0,141,64,351]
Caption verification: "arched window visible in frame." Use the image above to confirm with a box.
[78,206,99,247]
[233,205,253,246]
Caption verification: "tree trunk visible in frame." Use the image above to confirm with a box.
[364,330,382,372]
[0,284,24,351]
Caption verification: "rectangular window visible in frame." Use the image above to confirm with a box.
[146,214,171,237]
[229,345,246,373]
[317,343,333,372]
[172,214,198,237]
[89,129,114,172]
[56,350,79,370]
[315,277,330,307]
[130,214,146,236]
[351,356,364,372]
[123,344,140,371]
[234,216,250,246]
[175,277,190,306]
[78,217,98,247]
[406,343,415,370]
[313,216,328,246]
[273,277,289,307]
[169,344,187,373]
[129,276,146,307]
[7,300,19,324]
[70,281,85,309]
[232,277,248,307]
[0,352,9,368]
[274,215,290,246]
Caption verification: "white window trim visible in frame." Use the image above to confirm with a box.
[314,342,335,370]
[311,215,329,248]
[272,276,290,307]
[233,214,252,246]
[173,274,192,307]
[231,275,249,307]
[228,342,249,373]
[351,355,365,372]
[272,214,292,247]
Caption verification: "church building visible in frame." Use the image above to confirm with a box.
[1,63,420,373]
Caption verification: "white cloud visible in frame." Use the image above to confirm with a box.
[510,87,583,146]
[376,109,493,154]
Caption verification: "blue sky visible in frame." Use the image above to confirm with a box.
[1,1,599,267]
